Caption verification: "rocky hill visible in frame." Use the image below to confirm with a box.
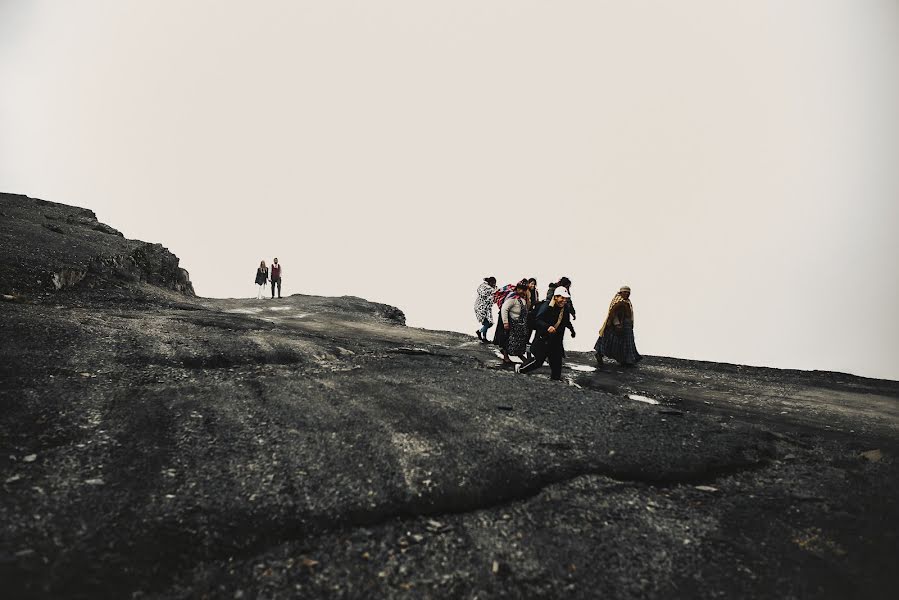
[1,194,898,599]
[0,193,193,297]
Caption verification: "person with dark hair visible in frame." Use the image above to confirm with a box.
[527,278,540,310]
[474,277,497,342]
[525,278,541,359]
[270,258,282,299]
[500,280,530,364]
[595,286,641,367]
[518,286,572,381]
[491,279,524,350]
[254,260,269,299]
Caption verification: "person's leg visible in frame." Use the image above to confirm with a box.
[594,336,604,366]
[271,279,275,298]
[519,340,547,374]
[277,279,282,298]
[479,319,491,340]
[548,345,563,380]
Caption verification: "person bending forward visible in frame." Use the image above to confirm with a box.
[519,287,571,381]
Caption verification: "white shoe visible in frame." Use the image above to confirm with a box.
[514,364,521,374]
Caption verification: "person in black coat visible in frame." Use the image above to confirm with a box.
[254,261,269,299]
[545,277,576,320]
[519,287,572,381]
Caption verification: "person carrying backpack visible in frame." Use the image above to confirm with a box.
[500,280,530,365]
[518,287,572,381]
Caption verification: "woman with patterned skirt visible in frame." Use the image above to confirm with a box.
[491,282,516,347]
[500,281,530,365]
[595,286,641,367]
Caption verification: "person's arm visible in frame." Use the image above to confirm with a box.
[501,297,514,328]
[535,304,554,334]
[569,298,576,319]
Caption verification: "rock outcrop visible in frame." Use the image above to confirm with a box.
[1,195,897,600]
[0,193,194,297]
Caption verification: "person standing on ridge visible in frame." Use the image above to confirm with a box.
[474,277,497,342]
[518,287,572,381]
[254,260,269,299]
[270,258,282,299]
[595,285,641,367]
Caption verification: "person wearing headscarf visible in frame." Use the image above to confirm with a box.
[595,286,641,367]
[474,277,497,342]
[500,280,531,364]
[518,287,572,381]
[491,281,517,347]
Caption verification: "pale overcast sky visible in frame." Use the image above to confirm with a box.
[2,1,897,380]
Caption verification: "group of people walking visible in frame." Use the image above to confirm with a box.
[254,258,283,299]
[474,276,640,381]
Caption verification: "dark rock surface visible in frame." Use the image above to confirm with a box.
[0,193,194,297]
[1,195,898,599]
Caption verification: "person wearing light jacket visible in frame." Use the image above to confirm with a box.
[500,280,530,365]
[474,277,497,342]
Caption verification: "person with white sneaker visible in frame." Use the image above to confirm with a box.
[518,287,572,381]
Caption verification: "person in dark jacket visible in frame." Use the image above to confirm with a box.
[518,287,572,381]
[254,261,269,299]
[546,277,576,320]
[527,278,540,310]
[270,258,282,298]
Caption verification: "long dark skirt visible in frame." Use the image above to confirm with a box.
[493,314,508,348]
[506,318,529,356]
[598,320,641,365]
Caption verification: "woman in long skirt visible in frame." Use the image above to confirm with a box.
[474,277,497,342]
[500,281,530,365]
[595,285,641,367]
[491,282,516,347]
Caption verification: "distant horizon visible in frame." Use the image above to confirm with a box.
[8,187,897,383]
[2,1,897,381]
